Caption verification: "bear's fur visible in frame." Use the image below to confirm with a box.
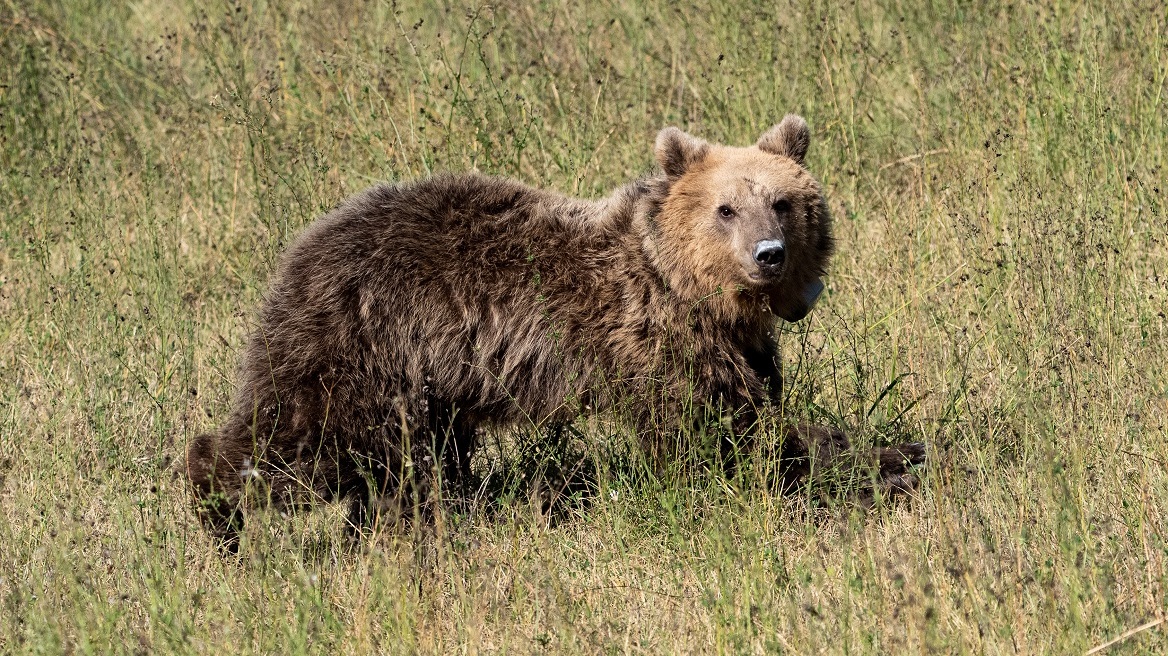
[186,116,923,545]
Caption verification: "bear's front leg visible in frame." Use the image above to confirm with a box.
[778,424,925,503]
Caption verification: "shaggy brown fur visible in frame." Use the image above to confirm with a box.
[187,116,924,546]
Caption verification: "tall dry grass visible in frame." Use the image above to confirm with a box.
[1,0,1165,652]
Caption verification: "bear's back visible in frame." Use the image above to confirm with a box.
[240,173,655,427]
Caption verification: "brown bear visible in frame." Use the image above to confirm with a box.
[186,115,924,546]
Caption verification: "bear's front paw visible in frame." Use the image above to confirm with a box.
[860,441,926,507]
[872,441,926,473]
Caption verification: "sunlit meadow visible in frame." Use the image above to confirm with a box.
[1,1,1165,653]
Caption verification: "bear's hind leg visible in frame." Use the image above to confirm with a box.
[186,432,246,553]
[427,403,479,511]
[340,445,402,541]
[441,418,478,509]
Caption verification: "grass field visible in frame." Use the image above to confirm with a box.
[2,0,1166,653]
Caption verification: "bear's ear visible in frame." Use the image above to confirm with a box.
[757,114,810,164]
[655,127,709,178]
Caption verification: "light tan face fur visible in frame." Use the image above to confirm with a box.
[653,116,833,321]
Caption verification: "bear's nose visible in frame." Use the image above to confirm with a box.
[753,240,786,268]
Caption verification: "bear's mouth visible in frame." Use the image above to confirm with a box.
[746,265,785,284]
[773,277,825,322]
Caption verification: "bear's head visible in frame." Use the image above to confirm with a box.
[649,115,833,323]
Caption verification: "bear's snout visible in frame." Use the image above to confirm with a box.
[752,239,786,270]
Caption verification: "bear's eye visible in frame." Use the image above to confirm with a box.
[717,205,736,219]
[773,199,792,214]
